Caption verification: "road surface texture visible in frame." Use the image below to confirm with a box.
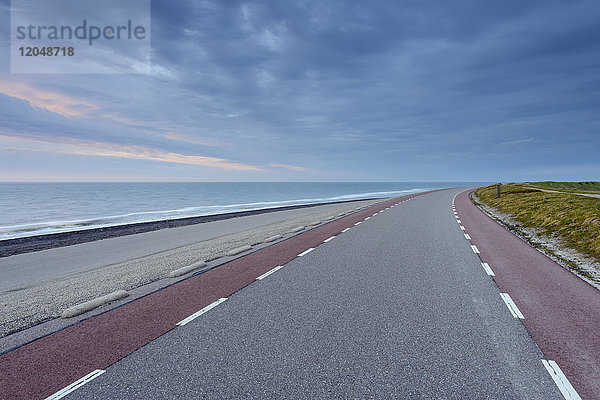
[1,199,381,338]
[456,188,600,399]
[0,200,379,293]
[0,188,576,398]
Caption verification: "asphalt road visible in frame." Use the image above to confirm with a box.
[457,189,599,399]
[52,188,561,399]
[0,201,374,293]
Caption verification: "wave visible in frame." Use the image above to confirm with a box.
[0,188,430,241]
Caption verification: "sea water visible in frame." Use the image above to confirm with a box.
[0,182,483,240]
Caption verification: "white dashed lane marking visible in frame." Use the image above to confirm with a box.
[297,248,314,257]
[256,265,284,280]
[481,262,495,276]
[500,293,524,319]
[542,360,582,400]
[45,369,106,400]
[177,298,228,326]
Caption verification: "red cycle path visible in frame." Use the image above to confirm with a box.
[456,189,600,399]
[0,196,406,400]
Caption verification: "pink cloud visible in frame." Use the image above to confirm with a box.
[0,81,218,148]
[269,163,309,172]
[0,81,98,118]
[0,133,262,171]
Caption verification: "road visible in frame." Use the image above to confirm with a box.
[1,188,583,398]
[457,188,600,399]
[0,201,374,293]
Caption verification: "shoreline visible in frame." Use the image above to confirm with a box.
[1,197,387,341]
[0,198,376,258]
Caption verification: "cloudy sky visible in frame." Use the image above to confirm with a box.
[0,0,599,182]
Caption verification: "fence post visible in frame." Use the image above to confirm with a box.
[497,183,501,198]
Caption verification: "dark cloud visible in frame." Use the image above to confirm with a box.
[1,0,599,180]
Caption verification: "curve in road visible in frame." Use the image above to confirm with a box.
[456,188,598,399]
[1,188,590,399]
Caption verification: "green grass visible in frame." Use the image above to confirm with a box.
[525,181,600,193]
[475,183,600,262]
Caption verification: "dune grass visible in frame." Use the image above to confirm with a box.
[475,183,600,262]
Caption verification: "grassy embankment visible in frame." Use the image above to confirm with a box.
[474,182,600,266]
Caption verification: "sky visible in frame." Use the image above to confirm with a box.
[0,0,599,182]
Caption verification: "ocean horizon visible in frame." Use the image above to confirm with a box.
[0,182,487,240]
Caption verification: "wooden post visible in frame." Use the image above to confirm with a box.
[497,183,501,198]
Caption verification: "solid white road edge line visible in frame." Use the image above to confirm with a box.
[342,228,350,232]
[471,244,480,254]
[256,265,284,280]
[177,298,228,326]
[45,369,106,400]
[481,262,495,276]
[323,236,336,243]
[500,293,524,319]
[542,359,582,400]
[297,248,314,257]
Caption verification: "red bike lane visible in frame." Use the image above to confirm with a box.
[0,196,407,400]
[456,189,600,399]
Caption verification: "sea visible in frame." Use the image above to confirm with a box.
[0,182,484,240]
